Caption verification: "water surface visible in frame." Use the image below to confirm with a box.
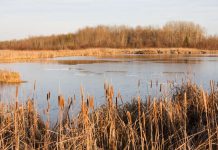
[0,54,218,120]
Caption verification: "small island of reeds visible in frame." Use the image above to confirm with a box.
[0,70,21,83]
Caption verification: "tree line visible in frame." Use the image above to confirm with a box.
[0,21,218,50]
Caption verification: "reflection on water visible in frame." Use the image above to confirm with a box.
[0,54,218,120]
[51,59,120,65]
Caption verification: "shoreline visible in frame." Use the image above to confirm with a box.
[0,48,218,63]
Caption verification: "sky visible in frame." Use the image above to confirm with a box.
[0,0,218,41]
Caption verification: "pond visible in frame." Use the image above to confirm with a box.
[0,54,218,120]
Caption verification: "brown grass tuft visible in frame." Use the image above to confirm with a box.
[0,70,21,83]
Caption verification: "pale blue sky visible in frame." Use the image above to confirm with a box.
[0,0,218,41]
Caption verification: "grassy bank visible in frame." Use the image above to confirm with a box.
[0,70,21,83]
[0,48,218,63]
[0,82,218,149]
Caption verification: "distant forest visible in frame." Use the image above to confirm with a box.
[0,21,218,50]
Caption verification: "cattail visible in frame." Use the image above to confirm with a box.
[68,96,71,105]
[117,89,123,104]
[81,102,88,126]
[86,98,89,107]
[89,96,94,110]
[183,92,187,149]
[117,89,121,99]
[184,92,187,108]
[110,85,114,98]
[160,83,162,92]
[142,112,146,129]
[16,86,19,99]
[126,111,132,125]
[47,91,51,101]
[81,101,88,115]
[73,94,76,105]
[27,98,33,112]
[147,95,151,109]
[153,98,157,117]
[80,86,84,103]
[15,101,18,110]
[15,86,19,110]
[34,80,36,92]
[105,89,108,97]
[210,80,214,93]
[138,96,141,119]
[116,97,118,109]
[202,90,207,112]
[58,95,65,110]
[104,81,108,90]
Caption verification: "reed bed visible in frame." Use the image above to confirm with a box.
[0,81,218,149]
[0,49,122,63]
[0,48,218,63]
[0,70,21,83]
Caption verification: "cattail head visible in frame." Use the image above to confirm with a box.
[73,94,76,105]
[27,98,33,112]
[110,85,114,98]
[58,95,65,110]
[81,101,89,126]
[126,111,132,125]
[89,96,94,110]
[116,97,118,109]
[47,91,51,101]
[68,96,71,105]
[160,83,162,92]
[45,121,49,129]
[15,86,19,99]
[142,112,146,129]
[202,90,208,112]
[104,81,107,90]
[80,86,84,103]
[86,97,89,107]
[34,80,36,91]
[117,89,121,99]
[210,80,215,93]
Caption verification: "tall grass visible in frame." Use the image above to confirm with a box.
[0,81,218,149]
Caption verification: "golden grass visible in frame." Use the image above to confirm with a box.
[0,49,122,63]
[0,48,218,63]
[0,70,21,83]
[0,81,218,149]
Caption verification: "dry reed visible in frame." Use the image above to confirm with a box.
[0,81,218,149]
[0,70,21,83]
[0,48,218,63]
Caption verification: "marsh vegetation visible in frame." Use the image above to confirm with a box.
[0,81,218,149]
[0,70,21,83]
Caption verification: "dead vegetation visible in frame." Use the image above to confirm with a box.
[0,48,217,63]
[0,81,218,149]
[0,70,21,83]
